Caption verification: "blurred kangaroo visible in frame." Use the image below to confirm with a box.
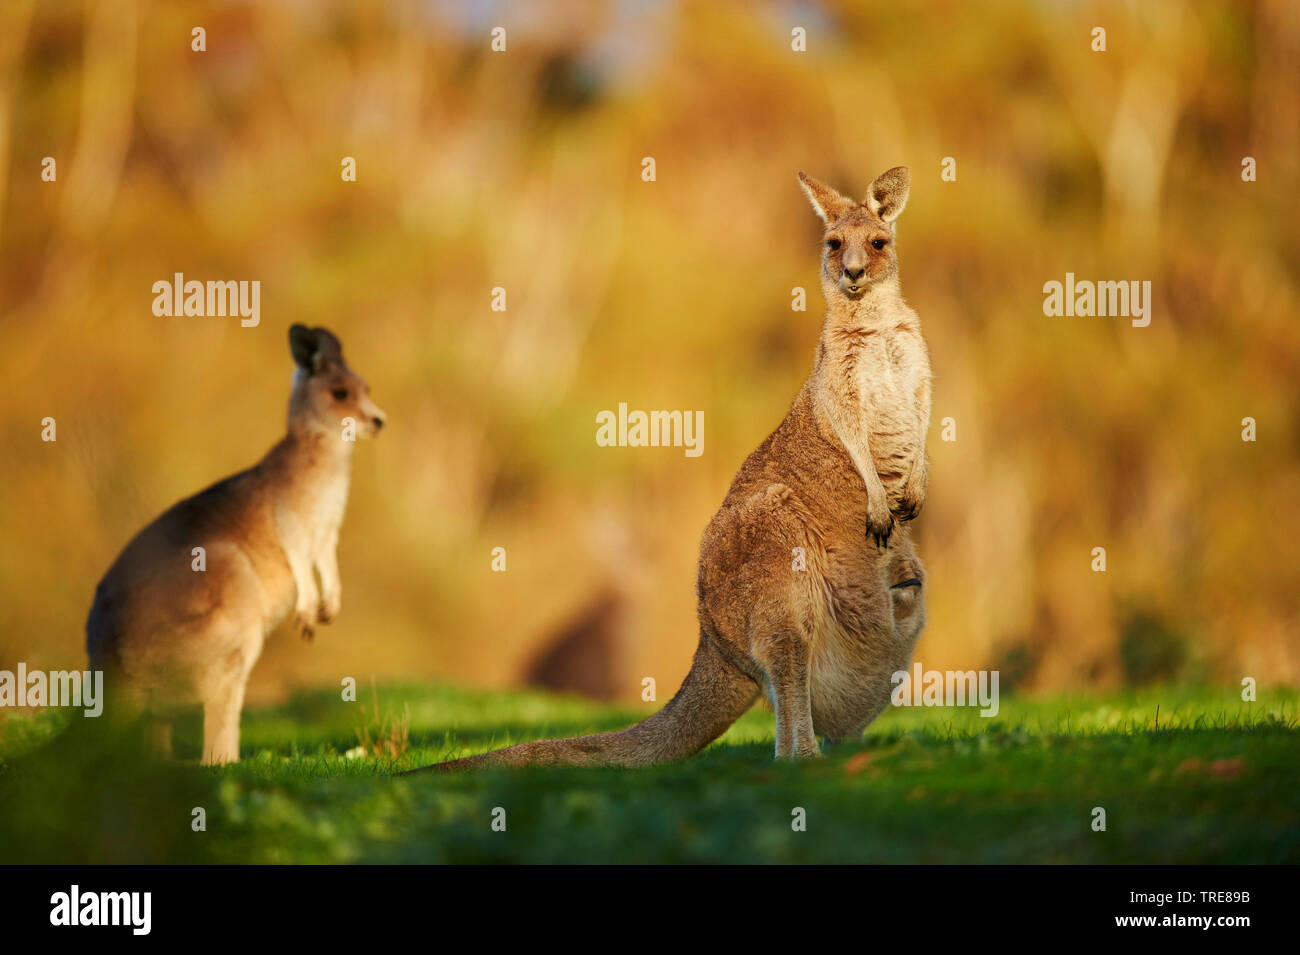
[407,166,931,772]
[86,325,386,764]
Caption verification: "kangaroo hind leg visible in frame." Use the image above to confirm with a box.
[144,714,173,760]
[201,673,248,766]
[753,627,820,760]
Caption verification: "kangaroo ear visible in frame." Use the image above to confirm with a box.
[289,324,321,372]
[866,166,910,222]
[798,171,853,224]
[311,327,343,363]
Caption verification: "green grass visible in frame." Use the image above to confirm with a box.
[1,684,1297,864]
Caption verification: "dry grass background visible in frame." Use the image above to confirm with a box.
[0,0,1297,706]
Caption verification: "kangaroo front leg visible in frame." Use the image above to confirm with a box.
[287,549,320,641]
[201,679,246,765]
[818,382,894,547]
[755,633,820,759]
[859,441,896,547]
[896,376,931,522]
[314,532,341,624]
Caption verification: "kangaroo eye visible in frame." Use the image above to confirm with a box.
[871,239,887,250]
[331,388,349,401]
[826,238,841,251]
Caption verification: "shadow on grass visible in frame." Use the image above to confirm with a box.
[0,714,220,864]
[2,685,1297,863]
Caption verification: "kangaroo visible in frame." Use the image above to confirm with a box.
[405,166,930,773]
[86,325,386,765]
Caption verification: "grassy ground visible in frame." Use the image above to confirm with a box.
[1,684,1297,864]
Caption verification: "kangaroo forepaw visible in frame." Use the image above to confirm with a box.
[295,612,316,642]
[867,516,894,548]
[892,497,922,523]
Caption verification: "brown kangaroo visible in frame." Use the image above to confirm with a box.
[406,166,930,772]
[86,325,386,764]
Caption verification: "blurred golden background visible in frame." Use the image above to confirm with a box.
[1,0,1297,706]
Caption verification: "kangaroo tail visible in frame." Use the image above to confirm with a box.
[401,634,758,774]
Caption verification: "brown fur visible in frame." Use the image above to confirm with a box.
[86,325,386,764]
[405,167,931,772]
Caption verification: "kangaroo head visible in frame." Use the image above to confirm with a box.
[798,166,910,302]
[287,324,387,439]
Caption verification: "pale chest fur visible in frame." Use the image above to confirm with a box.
[309,470,349,550]
[274,468,349,564]
[851,327,927,483]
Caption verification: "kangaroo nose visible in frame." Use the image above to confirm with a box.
[372,416,385,431]
[844,266,865,282]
